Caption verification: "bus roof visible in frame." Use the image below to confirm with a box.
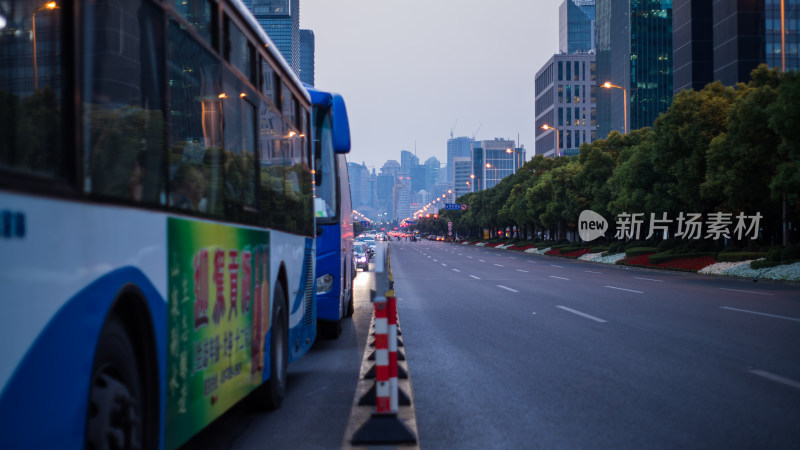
[232,0,310,104]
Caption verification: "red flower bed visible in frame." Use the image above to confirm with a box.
[484,242,503,248]
[562,248,592,258]
[618,254,717,272]
[509,244,538,251]
[655,255,716,271]
[545,249,561,256]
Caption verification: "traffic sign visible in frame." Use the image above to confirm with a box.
[460,204,468,211]
[361,220,370,227]
[445,203,461,211]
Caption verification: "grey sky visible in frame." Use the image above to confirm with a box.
[301,0,560,172]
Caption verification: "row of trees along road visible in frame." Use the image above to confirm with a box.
[430,66,799,247]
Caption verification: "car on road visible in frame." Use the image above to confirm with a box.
[353,244,369,270]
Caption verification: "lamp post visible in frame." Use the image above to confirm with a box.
[540,124,561,156]
[602,81,627,134]
[33,2,59,90]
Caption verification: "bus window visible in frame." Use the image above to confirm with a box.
[0,0,65,180]
[83,0,166,205]
[314,111,337,221]
[222,72,258,223]
[261,57,277,106]
[166,18,221,214]
[226,17,255,84]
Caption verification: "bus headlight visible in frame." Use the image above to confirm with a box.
[316,274,334,294]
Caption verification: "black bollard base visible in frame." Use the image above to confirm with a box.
[358,382,411,406]
[351,413,417,445]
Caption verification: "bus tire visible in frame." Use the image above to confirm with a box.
[85,314,144,450]
[262,285,288,410]
[318,318,342,339]
[345,287,354,318]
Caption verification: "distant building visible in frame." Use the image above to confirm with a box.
[535,53,597,157]
[673,0,713,93]
[471,139,526,190]
[299,29,315,86]
[560,0,596,54]
[596,0,673,138]
[243,0,301,76]
[765,0,800,72]
[452,157,473,199]
[446,136,474,188]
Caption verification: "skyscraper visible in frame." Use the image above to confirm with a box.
[472,139,526,190]
[560,0,597,54]
[673,0,713,93]
[596,0,673,138]
[243,0,300,76]
[299,29,315,86]
[765,0,800,72]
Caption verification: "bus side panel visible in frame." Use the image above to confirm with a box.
[316,222,343,321]
[337,154,354,297]
[0,267,166,450]
[268,232,316,366]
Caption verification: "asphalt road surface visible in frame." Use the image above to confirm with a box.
[391,239,800,449]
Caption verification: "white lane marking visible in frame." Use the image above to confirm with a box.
[605,286,643,294]
[719,288,774,297]
[433,259,438,262]
[549,276,569,280]
[584,270,602,274]
[469,275,481,280]
[479,259,486,262]
[634,277,663,282]
[458,253,463,256]
[528,261,537,263]
[426,256,431,258]
[557,306,607,323]
[748,369,800,390]
[497,285,519,293]
[494,264,504,267]
[305,386,329,397]
[442,263,447,267]
[508,257,517,259]
[468,256,473,259]
[531,312,537,315]
[516,269,529,273]
[550,265,563,268]
[721,306,800,323]
[452,269,461,272]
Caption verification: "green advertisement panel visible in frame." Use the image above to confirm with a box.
[166,218,271,450]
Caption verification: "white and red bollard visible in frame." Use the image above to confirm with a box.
[372,295,391,413]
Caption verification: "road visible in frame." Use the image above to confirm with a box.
[391,239,800,449]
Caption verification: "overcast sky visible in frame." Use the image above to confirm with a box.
[301,0,561,172]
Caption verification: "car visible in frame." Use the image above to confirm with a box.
[353,244,369,270]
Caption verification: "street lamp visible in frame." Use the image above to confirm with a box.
[33,2,59,90]
[601,81,628,134]
[540,124,561,156]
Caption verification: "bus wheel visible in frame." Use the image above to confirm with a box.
[85,315,143,450]
[261,286,288,410]
[345,288,354,318]
[319,319,342,339]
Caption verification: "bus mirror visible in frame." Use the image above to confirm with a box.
[331,94,351,153]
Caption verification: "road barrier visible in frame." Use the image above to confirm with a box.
[348,244,418,446]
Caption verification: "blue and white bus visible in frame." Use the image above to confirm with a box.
[0,1,332,448]
[309,87,354,339]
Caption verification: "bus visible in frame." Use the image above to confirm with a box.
[308,86,354,339]
[0,1,329,448]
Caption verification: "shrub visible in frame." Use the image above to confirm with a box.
[625,247,658,257]
[609,241,626,253]
[781,244,800,262]
[656,238,681,252]
[716,252,768,262]
[649,252,716,265]
[767,249,783,262]
[590,245,609,253]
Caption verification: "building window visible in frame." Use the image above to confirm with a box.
[574,107,580,126]
[566,85,571,104]
[566,61,571,81]
[574,61,579,81]
[558,107,563,126]
[566,108,571,126]
[558,61,563,80]
[558,85,563,103]
[590,62,596,81]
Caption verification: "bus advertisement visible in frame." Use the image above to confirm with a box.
[308,87,354,339]
[0,1,319,448]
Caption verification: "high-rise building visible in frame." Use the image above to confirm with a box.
[766,0,800,72]
[674,1,798,93]
[560,0,597,54]
[299,29,315,86]
[535,53,597,157]
[596,0,673,139]
[243,0,300,76]
[453,157,473,198]
[400,150,419,174]
[446,136,474,188]
[471,139,526,190]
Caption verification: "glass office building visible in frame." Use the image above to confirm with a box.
[243,0,300,76]
[765,0,800,72]
[560,0,597,54]
[596,0,673,138]
[299,29,315,86]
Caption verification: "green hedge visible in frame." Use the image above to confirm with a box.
[716,252,767,262]
[648,252,717,265]
[625,247,658,257]
[750,258,800,269]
